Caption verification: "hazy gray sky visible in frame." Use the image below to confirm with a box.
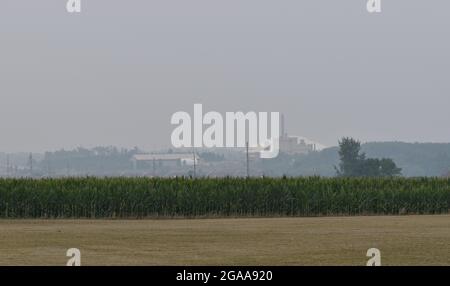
[0,0,449,152]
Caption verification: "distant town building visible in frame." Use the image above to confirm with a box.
[279,135,315,154]
[245,114,322,158]
[131,153,198,169]
[278,114,317,155]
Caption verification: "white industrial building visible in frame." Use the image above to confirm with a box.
[278,114,323,155]
[131,153,198,169]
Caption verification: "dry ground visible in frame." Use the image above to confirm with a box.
[0,215,449,265]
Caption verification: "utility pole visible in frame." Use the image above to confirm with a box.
[152,158,156,177]
[6,154,10,177]
[47,158,51,177]
[246,141,250,178]
[193,147,196,178]
[66,161,70,177]
[28,153,33,177]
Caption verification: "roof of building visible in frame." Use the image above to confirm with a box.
[132,153,195,161]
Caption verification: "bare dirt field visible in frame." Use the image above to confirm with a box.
[0,215,449,265]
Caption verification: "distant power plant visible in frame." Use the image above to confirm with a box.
[279,114,319,155]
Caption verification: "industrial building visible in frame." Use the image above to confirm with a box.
[131,153,198,170]
[279,114,317,155]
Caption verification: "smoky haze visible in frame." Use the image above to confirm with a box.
[0,0,449,153]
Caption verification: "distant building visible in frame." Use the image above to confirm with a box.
[245,115,322,158]
[132,153,198,169]
[278,114,317,155]
[279,135,315,154]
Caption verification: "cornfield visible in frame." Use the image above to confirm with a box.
[0,177,449,218]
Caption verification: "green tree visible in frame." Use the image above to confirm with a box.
[379,158,402,177]
[335,137,365,177]
[336,137,402,177]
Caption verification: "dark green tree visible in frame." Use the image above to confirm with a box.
[336,137,402,177]
[335,137,365,177]
[379,158,402,177]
